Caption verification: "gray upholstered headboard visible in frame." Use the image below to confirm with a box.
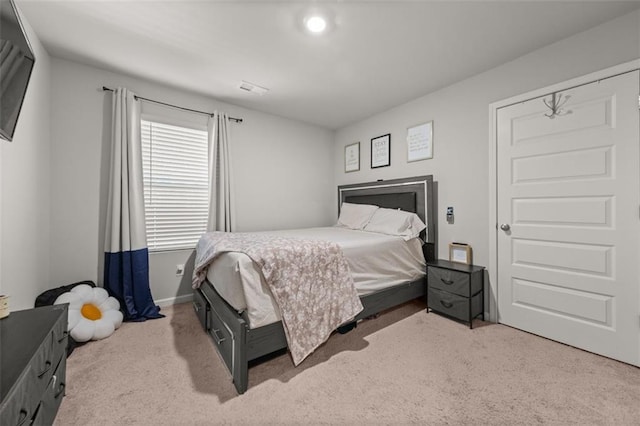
[337,175,436,260]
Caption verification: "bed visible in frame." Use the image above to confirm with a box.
[192,175,436,394]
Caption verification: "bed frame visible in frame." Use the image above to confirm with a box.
[192,175,436,394]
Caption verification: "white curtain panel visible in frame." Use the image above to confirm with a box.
[104,87,162,321]
[104,88,147,252]
[207,111,235,232]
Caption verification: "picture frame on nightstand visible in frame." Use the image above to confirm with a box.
[449,243,472,264]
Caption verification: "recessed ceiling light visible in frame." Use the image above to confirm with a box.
[305,16,327,33]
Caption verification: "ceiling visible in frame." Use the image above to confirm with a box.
[17,1,640,129]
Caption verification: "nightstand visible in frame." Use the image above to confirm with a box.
[426,259,485,328]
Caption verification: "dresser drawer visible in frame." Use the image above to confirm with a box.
[428,287,483,323]
[35,357,67,426]
[33,312,68,398]
[51,313,68,366]
[0,367,41,426]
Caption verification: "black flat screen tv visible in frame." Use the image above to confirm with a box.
[0,0,35,142]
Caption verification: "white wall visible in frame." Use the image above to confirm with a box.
[5,7,637,311]
[334,10,640,274]
[49,58,335,304]
[0,5,52,311]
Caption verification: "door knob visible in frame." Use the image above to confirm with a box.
[500,224,511,231]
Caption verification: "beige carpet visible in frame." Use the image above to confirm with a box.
[54,301,640,425]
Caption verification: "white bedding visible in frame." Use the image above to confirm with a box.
[205,227,426,328]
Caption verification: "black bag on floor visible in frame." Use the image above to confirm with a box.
[35,280,96,356]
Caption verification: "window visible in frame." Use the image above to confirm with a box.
[141,119,209,251]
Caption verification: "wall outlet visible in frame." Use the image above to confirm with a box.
[176,264,185,276]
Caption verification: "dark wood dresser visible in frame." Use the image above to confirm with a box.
[0,304,68,425]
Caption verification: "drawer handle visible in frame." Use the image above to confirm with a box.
[38,361,52,378]
[17,409,29,426]
[440,278,454,285]
[55,382,66,399]
[58,330,68,343]
[212,328,226,344]
[440,300,454,309]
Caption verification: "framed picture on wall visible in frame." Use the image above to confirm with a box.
[407,121,433,162]
[371,133,391,168]
[345,142,360,172]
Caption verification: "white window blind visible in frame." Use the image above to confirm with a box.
[141,120,209,251]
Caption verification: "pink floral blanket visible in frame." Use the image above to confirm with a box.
[192,232,364,365]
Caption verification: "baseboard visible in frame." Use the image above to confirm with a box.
[154,293,192,307]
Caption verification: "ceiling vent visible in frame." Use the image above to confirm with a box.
[239,81,269,96]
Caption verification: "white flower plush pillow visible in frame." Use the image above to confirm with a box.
[54,284,123,342]
[337,203,379,230]
[364,207,426,240]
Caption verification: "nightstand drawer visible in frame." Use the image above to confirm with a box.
[427,287,483,323]
[428,267,471,296]
[428,287,468,320]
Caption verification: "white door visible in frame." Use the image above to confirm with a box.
[497,70,640,366]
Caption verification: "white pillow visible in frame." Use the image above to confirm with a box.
[364,207,426,240]
[337,203,379,230]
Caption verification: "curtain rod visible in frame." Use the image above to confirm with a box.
[101,86,243,123]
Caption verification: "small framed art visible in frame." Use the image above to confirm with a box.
[345,142,360,173]
[407,121,433,162]
[371,133,391,168]
[449,243,472,264]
